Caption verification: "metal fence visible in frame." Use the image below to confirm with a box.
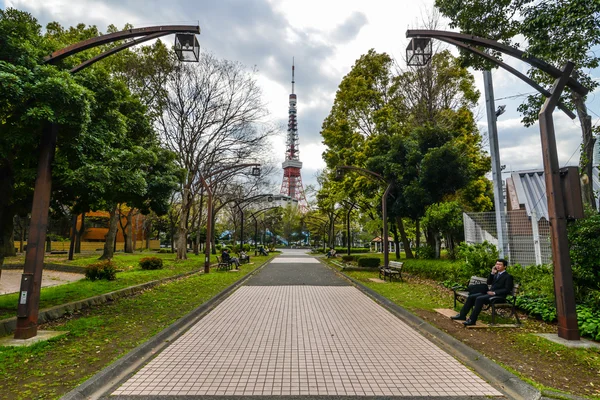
[463,211,551,266]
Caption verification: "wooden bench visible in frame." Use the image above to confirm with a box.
[379,261,403,282]
[215,256,234,271]
[453,276,521,325]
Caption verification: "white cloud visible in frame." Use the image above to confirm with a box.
[8,0,599,191]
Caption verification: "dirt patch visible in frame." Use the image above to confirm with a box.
[415,305,600,398]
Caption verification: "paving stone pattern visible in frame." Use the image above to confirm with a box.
[113,261,502,397]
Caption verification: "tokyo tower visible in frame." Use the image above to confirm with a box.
[280,60,308,209]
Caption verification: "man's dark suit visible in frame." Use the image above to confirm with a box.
[459,272,514,323]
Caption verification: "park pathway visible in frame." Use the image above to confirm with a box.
[110,249,502,397]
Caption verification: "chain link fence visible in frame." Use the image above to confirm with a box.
[463,210,551,266]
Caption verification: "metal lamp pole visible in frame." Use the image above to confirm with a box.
[13,25,200,340]
[336,166,392,269]
[406,30,587,340]
[198,164,261,273]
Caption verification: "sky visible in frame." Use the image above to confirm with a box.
[4,0,600,193]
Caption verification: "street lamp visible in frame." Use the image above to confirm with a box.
[234,193,273,249]
[14,25,201,341]
[199,163,261,274]
[406,29,587,340]
[249,206,280,255]
[335,166,393,269]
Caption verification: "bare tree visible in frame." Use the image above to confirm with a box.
[157,54,272,259]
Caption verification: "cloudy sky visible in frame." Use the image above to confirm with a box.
[4,0,600,192]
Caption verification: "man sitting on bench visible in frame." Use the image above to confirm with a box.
[258,246,268,256]
[239,251,250,263]
[221,248,240,268]
[451,258,513,326]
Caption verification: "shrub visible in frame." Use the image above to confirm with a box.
[139,257,164,270]
[85,261,117,281]
[157,248,172,253]
[577,304,600,341]
[456,241,498,278]
[341,255,355,262]
[416,245,435,259]
[334,247,370,253]
[568,209,600,308]
[357,257,380,268]
[515,294,557,322]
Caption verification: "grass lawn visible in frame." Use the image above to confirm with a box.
[0,254,274,400]
[0,252,266,320]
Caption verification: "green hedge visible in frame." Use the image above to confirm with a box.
[357,257,380,268]
[334,247,370,253]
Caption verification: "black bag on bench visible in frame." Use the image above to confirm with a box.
[467,283,489,295]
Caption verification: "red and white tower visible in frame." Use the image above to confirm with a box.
[280,61,308,209]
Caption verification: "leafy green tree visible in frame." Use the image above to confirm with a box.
[435,0,600,210]
[422,201,464,258]
[321,50,491,258]
[0,9,92,265]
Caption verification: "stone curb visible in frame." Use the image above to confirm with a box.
[0,268,204,337]
[60,258,274,400]
[322,261,542,400]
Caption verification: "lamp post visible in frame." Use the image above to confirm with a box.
[335,166,393,269]
[234,194,273,249]
[406,30,587,340]
[249,206,280,255]
[198,164,261,274]
[13,25,200,341]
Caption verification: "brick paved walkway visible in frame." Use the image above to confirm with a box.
[112,250,502,397]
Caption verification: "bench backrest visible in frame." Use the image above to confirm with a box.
[389,261,403,269]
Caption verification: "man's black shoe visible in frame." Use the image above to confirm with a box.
[463,319,476,326]
[450,314,466,321]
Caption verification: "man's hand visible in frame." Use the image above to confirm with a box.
[491,266,498,274]
[487,291,496,296]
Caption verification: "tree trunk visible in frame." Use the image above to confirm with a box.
[392,222,400,259]
[0,207,16,269]
[145,219,151,250]
[194,192,204,256]
[434,232,441,259]
[75,213,85,253]
[177,186,190,260]
[131,213,136,251]
[68,213,77,260]
[19,216,26,253]
[100,204,119,260]
[415,218,421,250]
[126,210,133,253]
[46,236,52,252]
[571,91,597,211]
[396,216,413,259]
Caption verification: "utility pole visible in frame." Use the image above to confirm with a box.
[483,70,508,259]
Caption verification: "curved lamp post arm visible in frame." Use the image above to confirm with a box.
[439,36,575,119]
[406,29,588,96]
[70,32,167,73]
[45,24,201,64]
